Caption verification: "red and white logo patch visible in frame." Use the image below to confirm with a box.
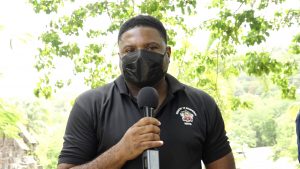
[176,107,196,125]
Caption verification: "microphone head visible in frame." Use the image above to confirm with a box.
[137,87,159,109]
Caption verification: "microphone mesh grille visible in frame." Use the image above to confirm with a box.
[137,87,159,108]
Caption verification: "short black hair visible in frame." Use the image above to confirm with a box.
[118,15,167,44]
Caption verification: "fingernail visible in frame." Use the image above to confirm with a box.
[158,121,161,125]
[160,141,164,145]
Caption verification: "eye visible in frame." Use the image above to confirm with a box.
[146,45,159,51]
[123,47,135,54]
[125,48,133,53]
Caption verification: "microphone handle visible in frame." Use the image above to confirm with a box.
[144,106,154,117]
[142,106,160,169]
[143,149,159,169]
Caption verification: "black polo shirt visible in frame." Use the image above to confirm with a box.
[58,74,232,169]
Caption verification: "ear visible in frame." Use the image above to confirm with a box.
[166,46,171,57]
[166,46,171,62]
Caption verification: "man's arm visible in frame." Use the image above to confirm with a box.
[58,117,163,169]
[201,95,235,168]
[205,152,236,169]
[58,142,127,169]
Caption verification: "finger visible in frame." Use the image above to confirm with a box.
[137,125,160,135]
[138,133,160,142]
[134,117,161,127]
[140,141,164,150]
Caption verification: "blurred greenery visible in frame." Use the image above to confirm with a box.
[0,99,24,138]
[0,0,299,168]
[11,98,71,169]
[273,103,300,161]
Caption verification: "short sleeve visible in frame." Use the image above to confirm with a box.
[58,101,98,165]
[296,112,300,162]
[202,103,232,164]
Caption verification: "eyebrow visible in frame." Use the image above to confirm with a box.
[145,42,161,46]
[121,41,162,48]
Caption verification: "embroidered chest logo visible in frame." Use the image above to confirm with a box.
[176,107,197,125]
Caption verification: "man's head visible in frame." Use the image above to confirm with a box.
[118,15,167,45]
[118,15,171,88]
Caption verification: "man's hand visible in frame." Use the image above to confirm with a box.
[58,117,163,169]
[116,117,164,161]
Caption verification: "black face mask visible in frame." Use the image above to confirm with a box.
[121,49,167,88]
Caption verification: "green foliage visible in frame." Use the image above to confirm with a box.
[289,33,300,54]
[228,72,300,161]
[35,127,64,169]
[14,98,71,169]
[273,9,300,29]
[273,103,300,161]
[29,0,299,103]
[228,95,283,147]
[205,9,272,47]
[0,99,23,138]
[29,0,65,14]
[244,51,298,99]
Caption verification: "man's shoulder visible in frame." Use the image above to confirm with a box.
[75,81,116,106]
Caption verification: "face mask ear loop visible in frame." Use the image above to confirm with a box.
[163,48,170,64]
[164,46,172,58]
[163,48,167,57]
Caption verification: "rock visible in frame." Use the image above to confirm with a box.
[0,125,41,169]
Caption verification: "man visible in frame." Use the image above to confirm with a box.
[58,15,236,169]
[296,110,300,163]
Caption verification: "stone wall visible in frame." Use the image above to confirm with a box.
[0,125,41,169]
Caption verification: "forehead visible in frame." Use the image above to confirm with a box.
[119,26,164,46]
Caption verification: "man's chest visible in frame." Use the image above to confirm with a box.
[95,95,207,169]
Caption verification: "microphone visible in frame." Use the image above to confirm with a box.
[137,87,160,169]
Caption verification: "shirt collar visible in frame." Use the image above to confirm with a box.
[114,73,185,96]
[114,75,129,95]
